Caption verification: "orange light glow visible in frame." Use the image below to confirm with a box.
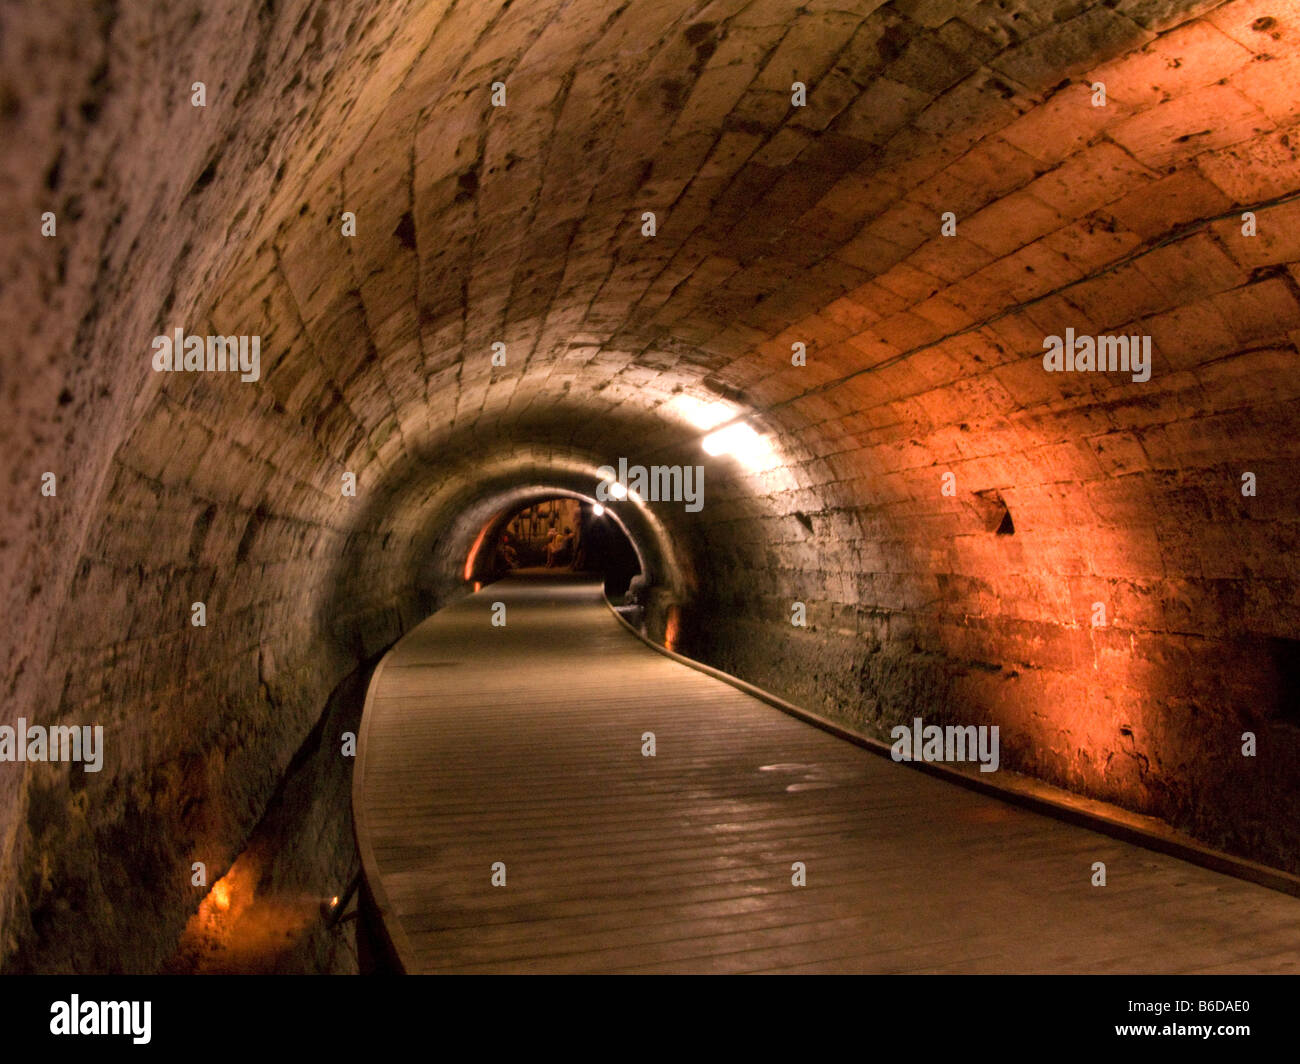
[464,522,492,581]
[171,851,319,973]
[197,853,258,927]
[664,605,681,652]
[211,878,232,912]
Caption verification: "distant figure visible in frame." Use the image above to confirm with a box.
[546,525,574,568]
[498,533,519,569]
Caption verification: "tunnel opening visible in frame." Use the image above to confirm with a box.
[478,495,642,600]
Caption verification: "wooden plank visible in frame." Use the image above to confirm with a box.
[353,573,1300,974]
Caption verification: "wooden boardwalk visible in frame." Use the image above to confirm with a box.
[353,573,1300,974]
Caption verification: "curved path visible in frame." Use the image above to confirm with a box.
[353,573,1300,974]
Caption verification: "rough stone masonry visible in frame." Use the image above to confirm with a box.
[1,0,1299,971]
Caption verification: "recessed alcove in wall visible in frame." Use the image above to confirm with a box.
[1266,637,1300,726]
[970,489,1015,536]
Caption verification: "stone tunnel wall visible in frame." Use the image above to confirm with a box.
[672,0,1300,867]
[3,0,1299,972]
[0,0,477,972]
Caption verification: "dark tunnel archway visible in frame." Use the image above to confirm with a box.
[466,494,644,596]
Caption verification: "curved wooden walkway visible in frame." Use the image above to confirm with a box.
[352,573,1300,974]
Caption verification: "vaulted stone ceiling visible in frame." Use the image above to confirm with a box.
[3,0,1298,970]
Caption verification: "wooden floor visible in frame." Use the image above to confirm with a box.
[353,573,1300,974]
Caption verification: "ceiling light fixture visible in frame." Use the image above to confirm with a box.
[702,421,770,466]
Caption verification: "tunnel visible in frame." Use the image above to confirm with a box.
[2,0,1300,984]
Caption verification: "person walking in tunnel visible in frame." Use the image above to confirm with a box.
[498,532,519,570]
[546,525,574,568]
